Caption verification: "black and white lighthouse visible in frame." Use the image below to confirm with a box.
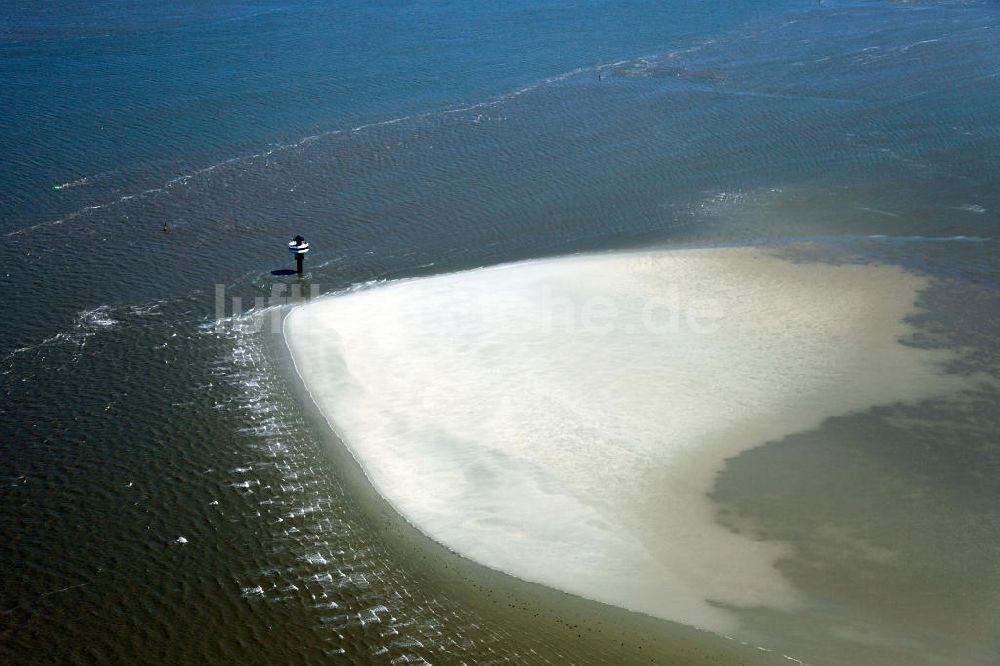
[288,235,310,275]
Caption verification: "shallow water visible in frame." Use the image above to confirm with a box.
[2,0,999,663]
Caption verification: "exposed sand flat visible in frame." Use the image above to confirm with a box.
[284,246,964,635]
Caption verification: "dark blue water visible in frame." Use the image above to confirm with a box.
[2,1,999,663]
[0,0,809,236]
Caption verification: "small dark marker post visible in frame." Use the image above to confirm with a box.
[288,234,310,275]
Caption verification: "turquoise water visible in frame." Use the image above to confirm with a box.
[2,0,999,663]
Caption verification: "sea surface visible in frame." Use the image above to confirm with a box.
[2,0,999,664]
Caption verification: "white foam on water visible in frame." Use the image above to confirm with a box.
[284,247,964,634]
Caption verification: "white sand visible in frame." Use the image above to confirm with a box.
[284,247,963,634]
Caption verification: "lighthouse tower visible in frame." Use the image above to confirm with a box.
[288,235,310,275]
